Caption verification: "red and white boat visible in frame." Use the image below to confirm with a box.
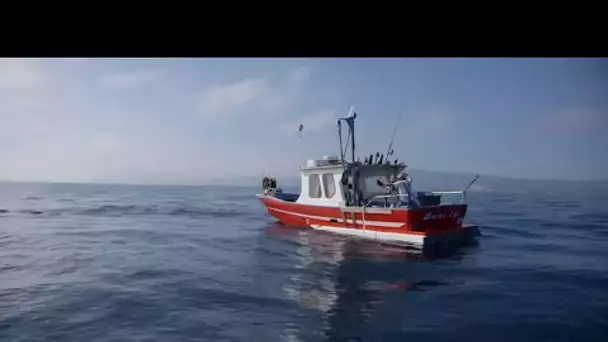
[257,107,481,248]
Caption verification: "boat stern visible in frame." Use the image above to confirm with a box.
[423,224,481,248]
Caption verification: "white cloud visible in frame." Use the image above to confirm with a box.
[98,70,158,89]
[63,58,90,67]
[0,58,48,90]
[199,65,314,117]
[289,66,312,84]
[262,66,312,112]
[0,60,332,184]
[0,60,229,184]
[200,77,269,113]
[0,59,59,118]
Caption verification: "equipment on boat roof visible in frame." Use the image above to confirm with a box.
[262,175,281,196]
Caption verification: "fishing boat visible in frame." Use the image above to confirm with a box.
[256,107,481,247]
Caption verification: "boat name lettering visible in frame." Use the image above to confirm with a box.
[423,212,460,221]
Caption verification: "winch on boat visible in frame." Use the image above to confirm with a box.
[256,106,480,248]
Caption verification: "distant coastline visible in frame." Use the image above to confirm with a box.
[2,168,606,196]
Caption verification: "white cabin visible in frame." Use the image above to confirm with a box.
[296,156,346,206]
[295,156,409,208]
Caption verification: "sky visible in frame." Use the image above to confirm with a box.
[0,57,606,184]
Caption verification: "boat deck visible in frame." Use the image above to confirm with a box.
[273,192,299,203]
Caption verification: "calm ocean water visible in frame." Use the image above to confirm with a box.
[1,182,607,341]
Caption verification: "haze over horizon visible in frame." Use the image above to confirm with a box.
[1,58,606,184]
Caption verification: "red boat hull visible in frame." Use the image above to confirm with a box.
[257,194,470,245]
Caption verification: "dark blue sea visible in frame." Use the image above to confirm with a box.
[1,182,607,341]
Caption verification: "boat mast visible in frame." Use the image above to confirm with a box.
[337,106,357,165]
[337,106,360,206]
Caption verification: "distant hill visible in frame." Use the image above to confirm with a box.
[405,169,608,195]
[210,169,608,196]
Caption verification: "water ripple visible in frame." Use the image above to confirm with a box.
[0,183,607,342]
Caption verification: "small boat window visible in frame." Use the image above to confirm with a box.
[322,173,336,198]
[309,174,322,198]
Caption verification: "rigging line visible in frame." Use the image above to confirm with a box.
[385,110,404,157]
[344,128,351,159]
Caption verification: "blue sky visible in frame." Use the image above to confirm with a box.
[0,58,606,184]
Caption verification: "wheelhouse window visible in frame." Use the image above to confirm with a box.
[322,173,336,198]
[309,174,322,198]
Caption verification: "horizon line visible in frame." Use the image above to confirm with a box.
[1,167,606,187]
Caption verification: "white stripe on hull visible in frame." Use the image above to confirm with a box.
[310,224,425,245]
[267,207,405,228]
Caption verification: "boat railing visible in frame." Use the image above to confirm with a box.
[364,190,467,208]
[419,175,479,205]
[427,191,466,204]
[364,194,410,208]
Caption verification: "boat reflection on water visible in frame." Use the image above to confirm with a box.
[263,223,477,341]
